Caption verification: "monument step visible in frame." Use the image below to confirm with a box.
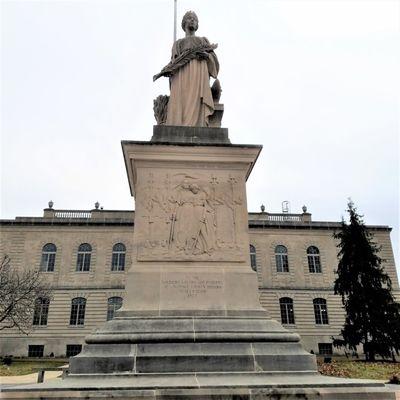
[1,372,396,399]
[85,316,300,344]
[69,341,316,374]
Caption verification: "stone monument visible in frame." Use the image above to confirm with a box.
[2,11,396,400]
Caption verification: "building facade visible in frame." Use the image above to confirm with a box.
[0,207,398,357]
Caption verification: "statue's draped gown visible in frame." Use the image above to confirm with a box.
[166,36,219,127]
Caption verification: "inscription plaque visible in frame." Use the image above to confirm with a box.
[160,271,225,309]
[162,276,223,298]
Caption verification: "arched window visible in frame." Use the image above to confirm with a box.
[275,245,289,272]
[313,298,329,325]
[279,297,295,325]
[40,243,56,272]
[111,243,126,272]
[107,296,123,321]
[70,297,86,326]
[249,245,257,271]
[76,243,92,272]
[307,246,321,273]
[32,297,50,326]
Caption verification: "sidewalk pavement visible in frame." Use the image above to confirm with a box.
[385,384,400,400]
[0,369,63,385]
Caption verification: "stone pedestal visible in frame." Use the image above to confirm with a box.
[66,138,318,376]
[120,140,263,316]
[2,127,396,399]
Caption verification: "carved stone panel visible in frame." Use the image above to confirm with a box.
[134,169,247,262]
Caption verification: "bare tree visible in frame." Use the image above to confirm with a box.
[0,255,52,334]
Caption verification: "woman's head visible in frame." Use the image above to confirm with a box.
[181,11,199,33]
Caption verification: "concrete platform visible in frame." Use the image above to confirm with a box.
[1,372,396,399]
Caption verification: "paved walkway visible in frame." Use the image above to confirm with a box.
[386,384,400,400]
[0,369,63,385]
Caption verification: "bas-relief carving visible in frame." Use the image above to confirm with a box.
[136,172,246,261]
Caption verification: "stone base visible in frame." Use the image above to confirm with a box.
[68,341,315,374]
[2,373,396,399]
[151,125,230,144]
[67,315,315,375]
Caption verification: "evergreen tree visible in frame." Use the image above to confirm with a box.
[333,201,400,361]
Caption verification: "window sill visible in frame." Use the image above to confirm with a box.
[68,325,86,328]
[32,325,48,329]
[110,270,125,273]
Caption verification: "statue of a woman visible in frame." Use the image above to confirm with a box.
[154,11,219,127]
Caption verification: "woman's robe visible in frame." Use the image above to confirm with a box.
[166,36,219,127]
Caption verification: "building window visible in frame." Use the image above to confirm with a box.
[275,245,289,272]
[107,296,123,321]
[279,297,295,324]
[66,344,82,357]
[28,345,44,357]
[318,343,333,355]
[307,246,321,273]
[32,297,50,326]
[313,298,329,325]
[76,243,92,272]
[40,243,56,272]
[250,245,257,271]
[70,297,86,326]
[111,243,126,271]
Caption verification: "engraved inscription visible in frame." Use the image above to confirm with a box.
[162,276,223,298]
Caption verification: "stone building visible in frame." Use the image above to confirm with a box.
[0,206,398,357]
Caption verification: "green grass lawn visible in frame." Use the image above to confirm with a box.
[0,359,67,376]
[318,358,400,381]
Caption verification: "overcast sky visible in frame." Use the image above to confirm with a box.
[1,0,399,277]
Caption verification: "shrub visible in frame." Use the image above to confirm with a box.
[2,355,13,366]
